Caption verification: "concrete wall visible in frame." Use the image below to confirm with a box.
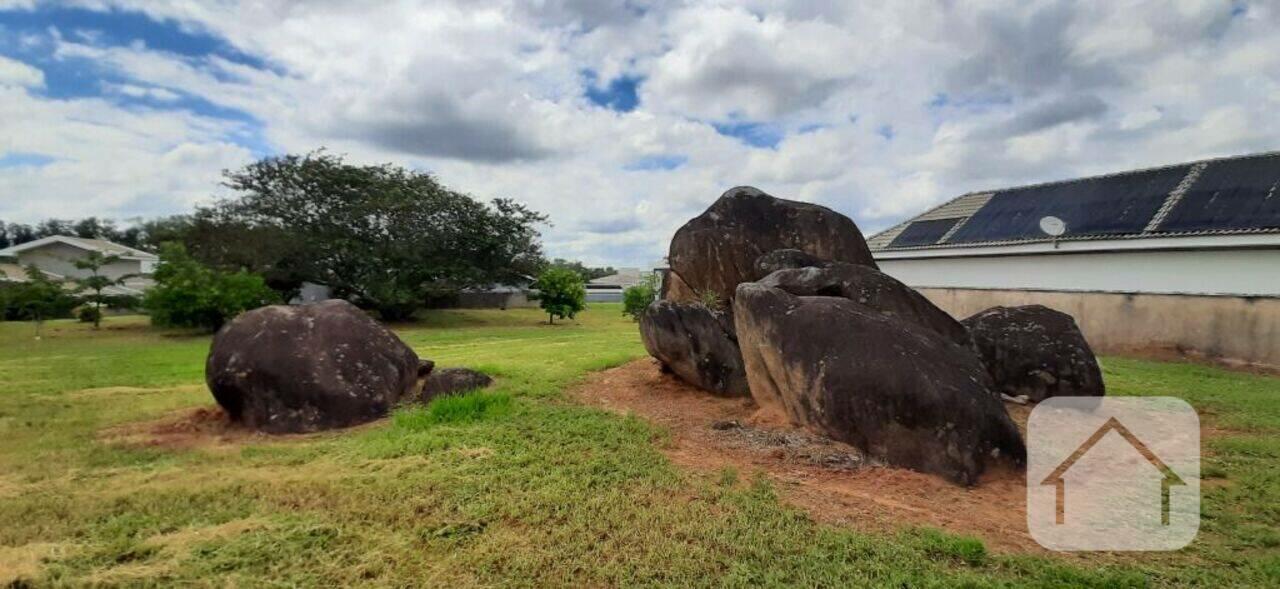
[917,287,1280,370]
[454,291,535,309]
[876,248,1280,297]
[16,242,143,281]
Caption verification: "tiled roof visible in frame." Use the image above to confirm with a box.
[60,236,157,259]
[0,235,158,259]
[869,151,1280,251]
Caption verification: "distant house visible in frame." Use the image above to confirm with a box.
[867,151,1280,369]
[455,282,536,309]
[0,235,158,296]
[586,268,651,302]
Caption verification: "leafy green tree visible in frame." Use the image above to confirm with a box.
[208,151,546,320]
[71,251,130,329]
[622,273,659,321]
[71,217,119,240]
[34,219,73,238]
[534,267,585,325]
[3,222,36,246]
[1,216,144,248]
[143,244,279,332]
[5,266,77,338]
[136,208,311,300]
[547,258,615,281]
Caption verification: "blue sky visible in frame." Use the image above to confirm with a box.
[1,1,1276,266]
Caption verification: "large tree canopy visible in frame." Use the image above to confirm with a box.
[0,217,144,249]
[209,151,546,319]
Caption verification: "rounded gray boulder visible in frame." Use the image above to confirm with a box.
[639,300,750,397]
[206,300,426,433]
[734,283,1025,485]
[962,305,1105,402]
[668,187,877,306]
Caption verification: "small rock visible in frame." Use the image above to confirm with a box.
[416,367,493,403]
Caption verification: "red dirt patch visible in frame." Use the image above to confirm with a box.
[573,359,1041,553]
[99,406,264,449]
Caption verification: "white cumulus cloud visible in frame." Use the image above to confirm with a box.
[1,0,1278,266]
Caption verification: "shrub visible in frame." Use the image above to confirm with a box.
[77,306,102,324]
[2,266,77,336]
[71,250,128,329]
[532,267,585,324]
[622,273,658,321]
[143,243,279,331]
[697,289,723,311]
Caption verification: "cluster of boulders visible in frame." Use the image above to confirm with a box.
[642,186,1104,485]
[206,299,491,434]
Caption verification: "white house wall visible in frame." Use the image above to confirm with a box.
[16,242,144,282]
[876,248,1280,297]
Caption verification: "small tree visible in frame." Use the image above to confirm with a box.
[534,267,585,325]
[71,251,129,329]
[7,265,77,338]
[143,244,279,332]
[622,273,658,321]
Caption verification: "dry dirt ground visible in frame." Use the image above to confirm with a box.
[571,358,1044,554]
[98,406,254,451]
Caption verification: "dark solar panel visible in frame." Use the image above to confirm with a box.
[947,165,1190,243]
[1158,154,1280,232]
[888,218,961,248]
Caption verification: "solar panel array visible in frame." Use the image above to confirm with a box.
[945,165,1190,244]
[888,217,961,248]
[881,154,1280,249]
[1157,153,1280,233]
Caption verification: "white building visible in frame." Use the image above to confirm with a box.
[868,151,1280,370]
[0,235,158,296]
[587,268,652,302]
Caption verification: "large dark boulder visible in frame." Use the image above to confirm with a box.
[756,262,971,347]
[667,187,877,305]
[962,305,1105,402]
[206,300,427,433]
[734,283,1025,485]
[639,300,750,397]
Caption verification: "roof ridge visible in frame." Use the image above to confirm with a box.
[0,235,158,259]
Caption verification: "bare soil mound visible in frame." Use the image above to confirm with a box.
[572,359,1039,553]
[99,406,261,450]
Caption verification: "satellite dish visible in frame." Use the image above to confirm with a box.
[1039,216,1066,237]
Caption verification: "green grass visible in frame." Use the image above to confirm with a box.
[1,305,1278,586]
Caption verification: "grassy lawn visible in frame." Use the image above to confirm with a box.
[1,304,1277,587]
